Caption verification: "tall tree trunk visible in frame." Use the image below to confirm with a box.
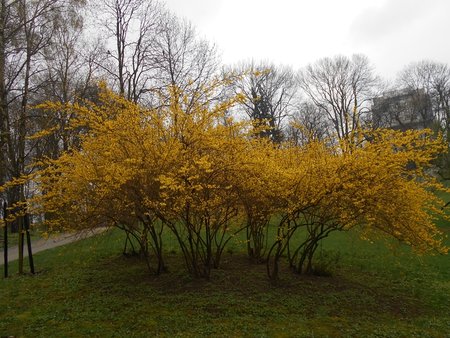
[0,0,7,189]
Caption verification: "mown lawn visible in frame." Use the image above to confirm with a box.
[1,223,449,337]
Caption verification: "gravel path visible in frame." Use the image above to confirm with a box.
[0,227,108,266]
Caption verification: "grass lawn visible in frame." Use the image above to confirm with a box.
[1,223,449,337]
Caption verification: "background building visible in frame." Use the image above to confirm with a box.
[372,89,433,131]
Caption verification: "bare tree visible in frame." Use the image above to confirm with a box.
[396,60,450,178]
[98,0,162,103]
[35,2,101,158]
[0,0,84,276]
[97,0,219,109]
[1,0,61,188]
[0,0,9,188]
[229,61,298,143]
[299,54,379,140]
[150,12,220,110]
[286,101,330,146]
[0,0,86,234]
[397,60,450,135]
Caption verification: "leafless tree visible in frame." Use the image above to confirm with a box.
[35,2,101,158]
[0,0,86,235]
[299,54,379,140]
[396,60,450,178]
[150,11,220,111]
[98,0,162,103]
[97,0,219,109]
[0,0,62,186]
[397,60,450,135]
[286,101,331,146]
[0,0,9,189]
[229,61,298,143]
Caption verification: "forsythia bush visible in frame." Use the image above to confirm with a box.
[2,84,448,280]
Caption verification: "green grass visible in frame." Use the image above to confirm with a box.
[1,224,449,338]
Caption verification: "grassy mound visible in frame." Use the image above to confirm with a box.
[1,226,449,337]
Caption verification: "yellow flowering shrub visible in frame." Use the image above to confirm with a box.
[2,83,448,280]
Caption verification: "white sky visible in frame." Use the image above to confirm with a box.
[163,0,450,81]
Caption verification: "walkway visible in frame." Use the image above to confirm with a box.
[0,227,107,265]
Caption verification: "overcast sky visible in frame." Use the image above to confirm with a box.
[163,0,449,81]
